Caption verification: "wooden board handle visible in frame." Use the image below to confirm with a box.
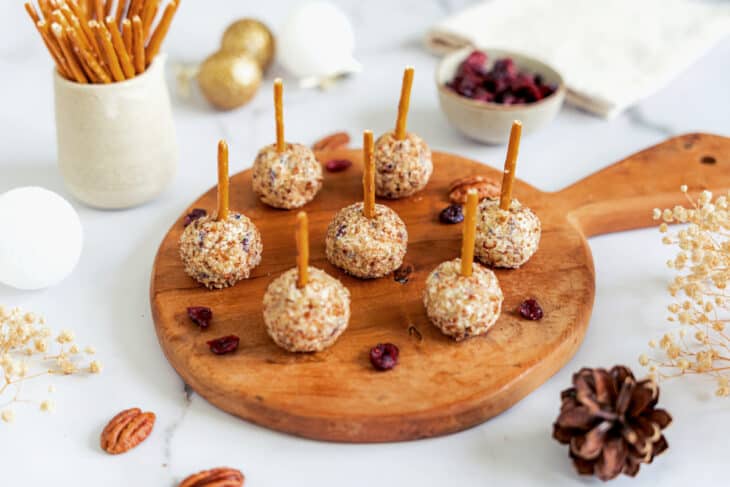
[556,133,730,238]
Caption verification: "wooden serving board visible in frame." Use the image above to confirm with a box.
[151,133,729,443]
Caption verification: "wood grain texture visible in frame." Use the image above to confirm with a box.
[151,133,729,443]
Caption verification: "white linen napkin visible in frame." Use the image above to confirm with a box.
[426,0,730,118]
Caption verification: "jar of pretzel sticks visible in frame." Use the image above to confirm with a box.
[26,0,180,208]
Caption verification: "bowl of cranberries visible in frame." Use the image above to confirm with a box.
[436,48,565,144]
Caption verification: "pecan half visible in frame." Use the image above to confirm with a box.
[312,131,350,151]
[448,175,500,204]
[179,467,245,487]
[100,408,156,455]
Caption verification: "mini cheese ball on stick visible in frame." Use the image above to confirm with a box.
[263,212,352,353]
[373,66,433,199]
[325,130,409,279]
[475,121,541,269]
[251,78,323,210]
[179,140,263,289]
[423,189,504,341]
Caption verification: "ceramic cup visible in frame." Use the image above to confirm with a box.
[54,55,177,209]
[435,48,565,144]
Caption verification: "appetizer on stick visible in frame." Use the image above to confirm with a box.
[424,189,504,341]
[373,66,433,199]
[179,140,263,289]
[252,79,323,209]
[263,212,351,353]
[325,130,408,279]
[476,121,541,268]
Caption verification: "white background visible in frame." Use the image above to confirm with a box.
[1,1,729,485]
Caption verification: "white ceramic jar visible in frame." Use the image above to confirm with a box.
[54,55,177,209]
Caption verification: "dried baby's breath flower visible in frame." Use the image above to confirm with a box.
[642,188,730,396]
[89,361,103,374]
[1,306,101,424]
[40,400,54,413]
[56,330,74,344]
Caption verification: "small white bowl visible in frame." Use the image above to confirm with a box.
[435,47,566,144]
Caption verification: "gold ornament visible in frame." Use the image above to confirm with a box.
[221,18,275,70]
[198,51,262,111]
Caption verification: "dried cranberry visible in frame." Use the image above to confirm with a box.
[464,50,487,68]
[519,299,544,321]
[207,335,239,355]
[370,343,399,371]
[183,208,207,227]
[446,51,554,106]
[493,58,517,77]
[394,263,414,284]
[439,204,464,224]
[187,306,212,329]
[325,159,353,172]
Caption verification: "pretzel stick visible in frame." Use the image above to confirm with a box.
[363,130,376,219]
[131,15,145,74]
[104,0,114,16]
[53,4,100,65]
[127,0,143,20]
[24,2,40,23]
[395,66,414,140]
[65,0,97,50]
[93,20,124,81]
[114,0,127,25]
[217,140,230,221]
[94,0,104,20]
[38,0,53,20]
[460,189,478,277]
[59,6,97,59]
[26,6,67,78]
[274,78,285,152]
[83,0,94,16]
[296,212,309,288]
[51,23,88,83]
[35,21,71,79]
[145,0,177,65]
[106,16,134,78]
[54,10,99,81]
[121,18,133,56]
[141,0,160,40]
[499,120,522,211]
[68,26,111,83]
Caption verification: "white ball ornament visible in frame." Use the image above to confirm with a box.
[278,1,361,86]
[0,187,83,290]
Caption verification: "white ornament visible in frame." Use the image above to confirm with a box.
[0,187,83,290]
[278,1,362,88]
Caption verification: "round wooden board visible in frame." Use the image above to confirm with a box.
[151,134,729,442]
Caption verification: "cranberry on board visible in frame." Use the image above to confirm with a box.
[370,343,399,371]
[187,306,213,329]
[207,335,240,355]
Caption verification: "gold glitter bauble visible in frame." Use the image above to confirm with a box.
[198,51,262,111]
[221,18,275,70]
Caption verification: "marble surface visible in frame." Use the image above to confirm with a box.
[1,1,729,485]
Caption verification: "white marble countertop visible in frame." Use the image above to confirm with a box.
[1,1,729,485]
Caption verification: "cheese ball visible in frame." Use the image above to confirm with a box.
[252,143,323,209]
[373,131,433,199]
[325,202,408,279]
[263,267,351,352]
[423,258,503,341]
[475,197,541,269]
[179,213,263,289]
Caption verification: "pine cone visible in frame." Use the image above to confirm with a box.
[553,366,672,481]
